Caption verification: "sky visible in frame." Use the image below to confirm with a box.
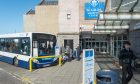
[0,0,40,34]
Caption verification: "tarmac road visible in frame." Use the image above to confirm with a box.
[0,68,23,84]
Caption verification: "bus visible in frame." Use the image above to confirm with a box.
[0,32,57,69]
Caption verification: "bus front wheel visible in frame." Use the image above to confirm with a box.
[13,57,18,67]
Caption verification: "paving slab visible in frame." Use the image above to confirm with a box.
[95,54,140,84]
[0,58,100,84]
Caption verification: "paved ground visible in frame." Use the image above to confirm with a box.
[0,58,100,84]
[95,54,140,84]
[0,68,23,84]
[0,60,83,84]
[1,54,139,84]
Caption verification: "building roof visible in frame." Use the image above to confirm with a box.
[26,9,35,15]
[38,0,58,5]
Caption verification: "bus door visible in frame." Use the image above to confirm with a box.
[33,40,55,57]
[38,40,48,56]
[33,41,38,57]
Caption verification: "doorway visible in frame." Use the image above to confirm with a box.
[64,39,73,50]
[80,38,109,54]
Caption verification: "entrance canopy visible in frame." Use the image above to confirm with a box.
[93,0,140,34]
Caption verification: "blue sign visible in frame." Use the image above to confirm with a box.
[85,50,93,58]
[83,49,94,84]
[84,0,105,19]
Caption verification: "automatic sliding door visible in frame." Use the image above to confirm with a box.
[100,42,108,53]
[92,42,95,49]
[96,42,99,52]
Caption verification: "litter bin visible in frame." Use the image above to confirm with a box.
[96,70,118,84]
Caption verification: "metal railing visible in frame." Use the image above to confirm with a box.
[29,55,62,72]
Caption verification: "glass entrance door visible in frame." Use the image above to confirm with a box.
[80,38,109,53]
[93,41,109,53]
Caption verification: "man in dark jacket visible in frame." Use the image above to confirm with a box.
[119,41,136,84]
[76,45,80,61]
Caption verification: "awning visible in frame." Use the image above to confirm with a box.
[99,12,140,21]
[93,0,140,34]
[95,25,129,29]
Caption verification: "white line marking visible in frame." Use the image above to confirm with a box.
[0,67,22,81]
[0,68,3,71]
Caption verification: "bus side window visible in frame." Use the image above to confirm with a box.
[0,39,2,51]
[1,41,5,51]
[21,38,30,56]
[12,39,20,54]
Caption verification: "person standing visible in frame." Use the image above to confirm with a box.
[119,41,136,84]
[76,45,80,61]
[70,48,73,59]
[73,48,77,59]
[65,45,71,61]
[60,45,65,55]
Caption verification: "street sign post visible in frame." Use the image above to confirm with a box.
[83,49,94,84]
[55,45,60,57]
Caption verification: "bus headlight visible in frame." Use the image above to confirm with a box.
[33,59,39,64]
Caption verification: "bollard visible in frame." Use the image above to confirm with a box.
[59,55,62,66]
[94,80,96,84]
[29,58,33,72]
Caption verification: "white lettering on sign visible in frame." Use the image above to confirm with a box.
[83,49,94,84]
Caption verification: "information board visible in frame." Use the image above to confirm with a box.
[83,49,94,84]
[84,0,105,19]
[55,45,60,57]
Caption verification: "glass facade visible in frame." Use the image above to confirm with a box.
[112,35,128,58]
[80,38,109,54]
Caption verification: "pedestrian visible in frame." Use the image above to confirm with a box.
[119,41,136,84]
[73,48,77,59]
[76,45,80,61]
[60,45,65,55]
[61,51,68,65]
[70,48,73,60]
[65,45,71,61]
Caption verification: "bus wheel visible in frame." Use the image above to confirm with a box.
[13,57,18,66]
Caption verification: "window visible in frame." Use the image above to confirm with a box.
[0,39,4,51]
[123,35,127,40]
[12,38,20,54]
[21,38,30,56]
[0,38,30,55]
[67,13,71,20]
[33,41,38,48]
[0,38,20,53]
[118,36,122,40]
[38,41,54,55]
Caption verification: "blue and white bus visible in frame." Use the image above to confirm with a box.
[0,32,57,69]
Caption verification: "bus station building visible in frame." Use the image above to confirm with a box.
[23,0,140,58]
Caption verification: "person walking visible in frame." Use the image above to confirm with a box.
[119,41,136,84]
